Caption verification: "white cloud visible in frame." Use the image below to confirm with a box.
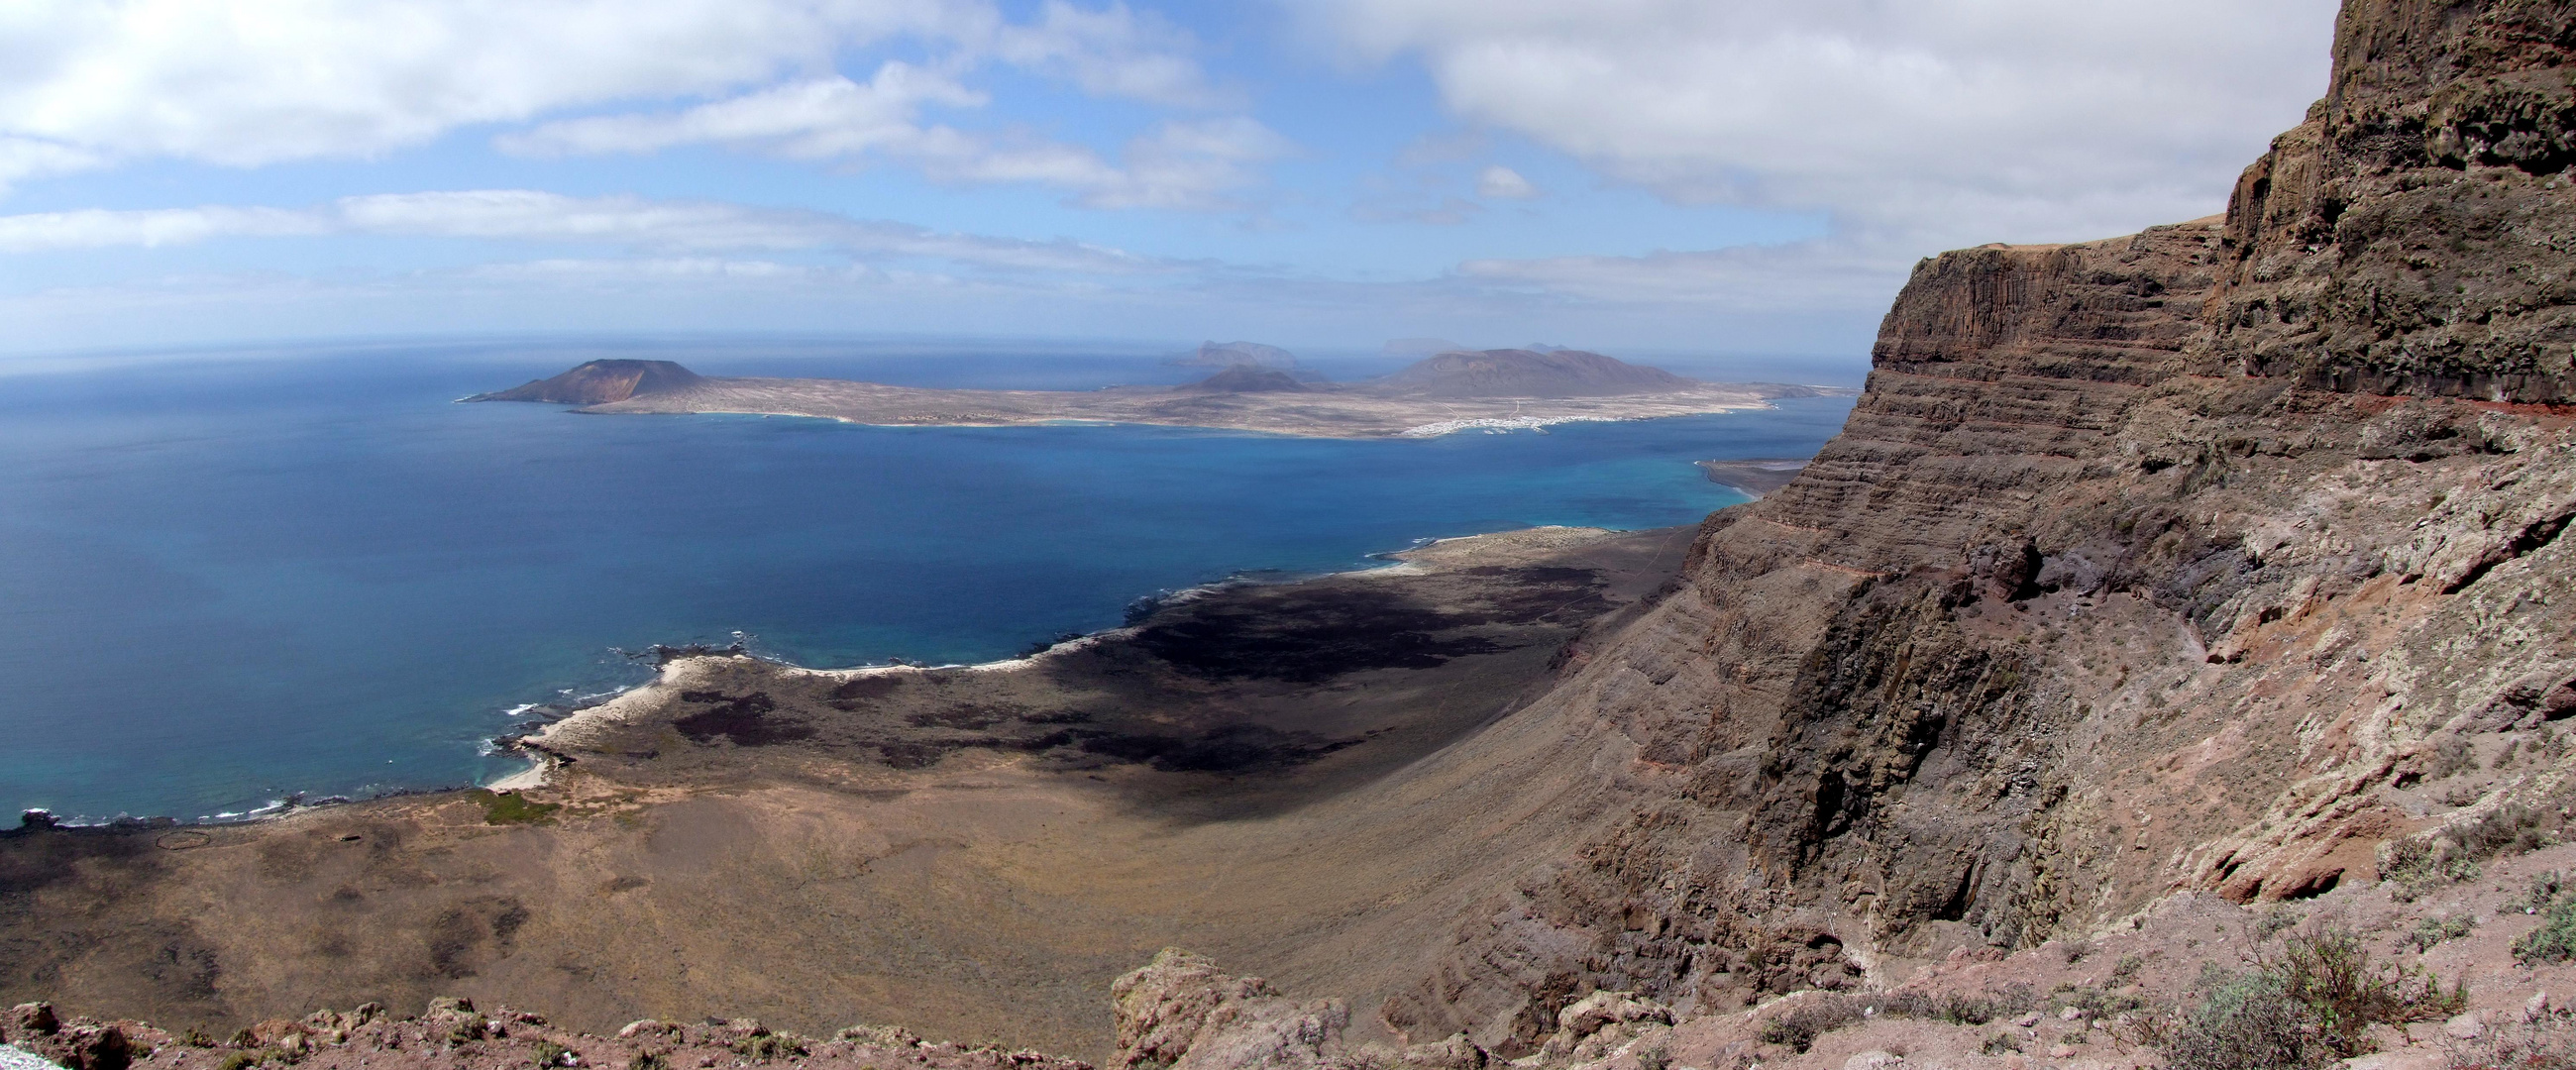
[497,65,983,159]
[0,136,105,187]
[0,0,983,167]
[993,1,1228,108]
[513,68,1289,211]
[1454,241,1897,314]
[1304,0,2337,246]
[0,190,1158,274]
[0,0,1248,203]
[0,205,325,251]
[1474,165,1536,199]
[1077,117,1292,210]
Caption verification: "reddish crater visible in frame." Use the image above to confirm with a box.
[468,360,703,404]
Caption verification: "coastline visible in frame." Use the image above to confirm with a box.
[0,517,1699,1052]
[513,523,1627,778]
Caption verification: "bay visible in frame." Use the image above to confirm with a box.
[0,340,1854,821]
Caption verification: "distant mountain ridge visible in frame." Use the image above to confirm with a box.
[1377,348,1693,398]
[467,360,702,404]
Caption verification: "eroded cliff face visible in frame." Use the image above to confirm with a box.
[2199,0,2576,400]
[1379,0,2576,1055]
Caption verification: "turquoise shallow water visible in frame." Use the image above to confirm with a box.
[0,342,1854,822]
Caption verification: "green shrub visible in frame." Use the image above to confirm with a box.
[215,1053,263,1070]
[1879,985,2037,1025]
[2456,803,2561,858]
[2518,871,2570,914]
[470,789,561,825]
[2385,837,2487,902]
[1758,986,2038,1052]
[2518,900,2576,964]
[2256,905,2307,939]
[2404,915,2476,953]
[735,1033,807,1061]
[625,1054,668,1070]
[1758,1000,1862,1053]
[530,1040,571,1067]
[2143,928,2465,1070]
[2109,953,2147,985]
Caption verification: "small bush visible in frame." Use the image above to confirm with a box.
[1759,999,1863,1053]
[2109,954,2147,985]
[2141,927,2465,1070]
[1980,1032,2022,1056]
[2404,915,2476,953]
[2456,803,2561,858]
[2256,905,2307,939]
[215,1053,264,1070]
[531,1040,571,1067]
[2519,871,2572,914]
[735,1033,807,1061]
[2056,986,2149,1020]
[625,1054,667,1070]
[2386,837,2488,902]
[1758,986,2037,1052]
[471,789,561,826]
[2518,900,2576,964]
[2449,1012,2576,1070]
[2428,736,2478,781]
[1879,985,2038,1025]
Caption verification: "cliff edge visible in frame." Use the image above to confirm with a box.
[1368,0,2576,1053]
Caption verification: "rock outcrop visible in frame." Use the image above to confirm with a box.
[467,360,703,404]
[2196,0,2576,400]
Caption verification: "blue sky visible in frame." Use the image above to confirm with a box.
[0,0,2340,362]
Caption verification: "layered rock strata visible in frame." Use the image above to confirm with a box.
[1370,0,2576,1054]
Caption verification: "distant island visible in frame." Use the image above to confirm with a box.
[465,347,1851,438]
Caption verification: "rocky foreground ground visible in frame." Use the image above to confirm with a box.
[18,837,2576,1070]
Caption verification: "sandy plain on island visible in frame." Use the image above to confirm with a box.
[578,376,1832,438]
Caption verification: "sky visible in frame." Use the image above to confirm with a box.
[0,0,2342,363]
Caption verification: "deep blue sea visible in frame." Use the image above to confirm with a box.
[0,340,1856,822]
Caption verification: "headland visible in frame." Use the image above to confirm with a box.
[0,524,1697,1058]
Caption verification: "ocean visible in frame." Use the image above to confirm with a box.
[0,340,1856,822]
